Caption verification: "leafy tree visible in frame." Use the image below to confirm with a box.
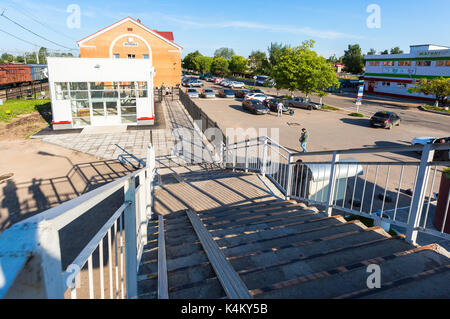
[228,55,248,75]
[268,42,289,70]
[342,44,364,74]
[195,56,213,74]
[182,51,202,71]
[1,53,14,63]
[410,77,450,107]
[38,47,48,64]
[248,50,269,75]
[380,49,389,55]
[214,48,235,60]
[211,56,229,76]
[367,48,377,55]
[272,40,339,98]
[390,47,404,54]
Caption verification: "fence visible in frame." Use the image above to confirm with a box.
[0,81,49,100]
[223,137,450,245]
[179,88,227,146]
[0,145,156,299]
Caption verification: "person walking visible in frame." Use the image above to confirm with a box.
[299,128,309,152]
[277,101,284,117]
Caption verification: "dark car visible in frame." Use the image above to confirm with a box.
[285,97,321,110]
[264,98,290,113]
[218,88,235,98]
[250,89,264,94]
[242,99,269,115]
[235,89,250,98]
[370,111,401,129]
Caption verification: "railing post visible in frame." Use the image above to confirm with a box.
[325,152,340,217]
[285,154,294,200]
[261,137,268,177]
[406,144,435,245]
[124,176,138,299]
[232,144,237,172]
[245,139,249,173]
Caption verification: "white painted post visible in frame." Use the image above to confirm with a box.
[245,140,249,173]
[326,152,340,217]
[232,144,237,172]
[124,177,138,299]
[406,144,435,245]
[261,137,268,177]
[285,154,294,200]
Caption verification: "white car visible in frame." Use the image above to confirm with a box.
[231,81,245,89]
[244,93,267,102]
[187,88,199,98]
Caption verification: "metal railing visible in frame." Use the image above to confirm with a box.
[223,137,450,245]
[0,145,156,299]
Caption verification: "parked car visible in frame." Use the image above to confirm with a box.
[187,88,199,98]
[218,88,235,98]
[411,136,450,160]
[235,89,251,98]
[230,81,245,89]
[222,80,233,87]
[242,99,269,115]
[285,97,321,110]
[250,89,264,94]
[201,88,216,98]
[188,79,203,88]
[245,93,267,102]
[370,111,401,129]
[265,98,290,113]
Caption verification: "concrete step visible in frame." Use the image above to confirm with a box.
[239,235,411,290]
[202,206,318,230]
[214,216,355,249]
[208,210,322,239]
[169,277,226,299]
[360,265,450,299]
[253,245,450,299]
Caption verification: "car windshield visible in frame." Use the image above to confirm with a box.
[205,90,213,93]
[254,103,266,110]
[374,112,390,118]
[188,89,196,93]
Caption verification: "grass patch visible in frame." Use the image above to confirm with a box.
[349,112,364,117]
[0,98,51,122]
[421,104,450,113]
[444,167,450,179]
[321,105,339,111]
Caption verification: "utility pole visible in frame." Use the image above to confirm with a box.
[34,45,39,64]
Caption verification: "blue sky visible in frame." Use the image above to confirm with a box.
[0,0,449,58]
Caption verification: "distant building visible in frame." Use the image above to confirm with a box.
[335,62,344,73]
[362,44,450,100]
[77,17,182,87]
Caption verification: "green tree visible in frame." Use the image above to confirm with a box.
[268,42,289,70]
[182,51,202,71]
[367,48,377,55]
[342,44,364,74]
[380,49,389,55]
[1,53,14,63]
[248,50,269,75]
[228,55,248,75]
[211,56,229,76]
[272,40,339,98]
[214,48,235,60]
[390,47,404,54]
[38,47,48,64]
[410,77,450,107]
[195,56,213,74]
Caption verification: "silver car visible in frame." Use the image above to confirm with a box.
[201,89,216,98]
[187,88,199,98]
[231,81,245,89]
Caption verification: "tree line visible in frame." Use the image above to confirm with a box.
[0,47,75,65]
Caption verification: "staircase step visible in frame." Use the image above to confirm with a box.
[253,245,449,299]
[359,265,450,299]
[169,277,226,299]
[239,235,410,290]
[214,216,352,249]
[197,199,283,216]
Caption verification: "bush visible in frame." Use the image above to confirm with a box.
[322,105,339,111]
[421,104,450,113]
[349,112,364,117]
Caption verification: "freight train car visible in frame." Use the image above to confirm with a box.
[0,64,32,87]
[29,64,48,81]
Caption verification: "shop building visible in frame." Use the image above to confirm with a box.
[362,44,450,100]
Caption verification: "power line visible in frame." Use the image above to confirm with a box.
[0,27,41,47]
[1,12,78,51]
[8,3,77,42]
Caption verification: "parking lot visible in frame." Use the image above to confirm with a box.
[185,79,450,160]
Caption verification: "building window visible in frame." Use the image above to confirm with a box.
[55,82,69,100]
[113,54,120,59]
[127,28,133,31]
[416,60,432,67]
[436,60,450,67]
[128,54,136,59]
[397,83,407,88]
[382,82,391,87]
[143,54,149,59]
[398,61,412,66]
[369,61,380,67]
[383,61,394,66]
